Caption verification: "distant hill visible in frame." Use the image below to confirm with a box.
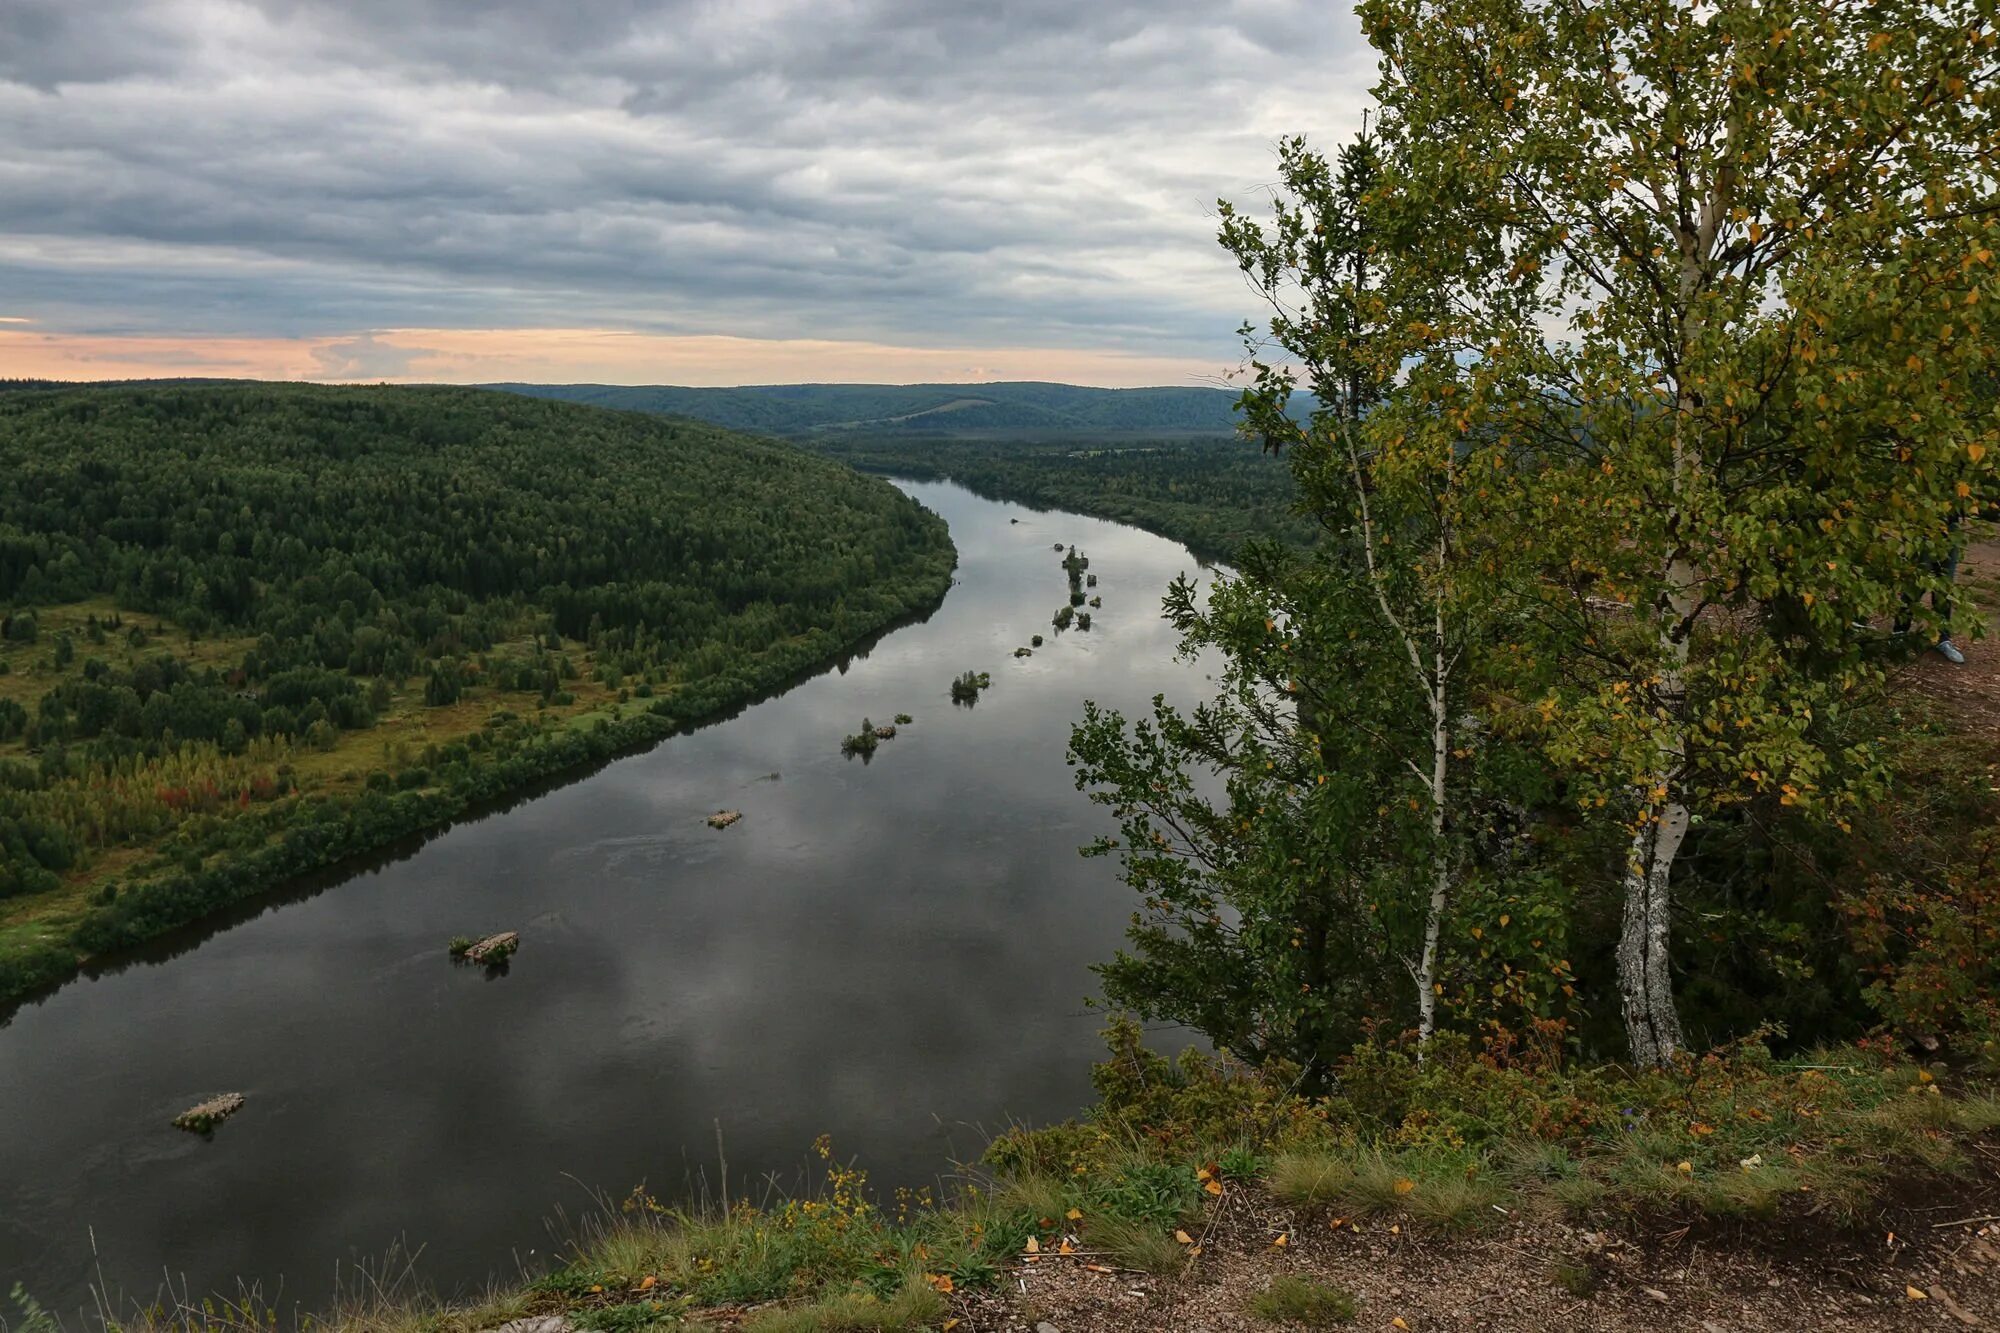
[486,380,1248,438]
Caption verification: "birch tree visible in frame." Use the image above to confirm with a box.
[1068,131,1543,1079]
[1217,128,1501,1043]
[1361,0,2000,1062]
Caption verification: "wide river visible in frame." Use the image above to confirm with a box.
[0,481,1219,1317]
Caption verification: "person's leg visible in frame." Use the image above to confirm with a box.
[1935,520,1965,661]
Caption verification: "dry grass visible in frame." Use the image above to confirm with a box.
[1085,1217,1189,1277]
[739,1279,943,1333]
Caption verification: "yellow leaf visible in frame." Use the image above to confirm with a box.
[1499,914,1511,927]
[1970,442,1988,462]
[1394,1178,1415,1195]
[1065,1207,1083,1220]
[926,1273,954,1293]
[1272,1233,1289,1247]
[1058,1240,1074,1255]
[637,1275,657,1291]
[944,1321,961,1332]
[1908,1286,1930,1301]
[1204,1178,1224,1196]
[1175,1230,1194,1245]
[1024,1236,1039,1254]
[1393,1318,1411,1329]
[1677,1161,1693,1176]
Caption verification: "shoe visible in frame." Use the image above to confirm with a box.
[1936,638,1966,664]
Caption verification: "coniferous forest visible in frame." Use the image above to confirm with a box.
[0,383,956,1000]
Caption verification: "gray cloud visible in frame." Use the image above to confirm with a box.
[0,0,1375,368]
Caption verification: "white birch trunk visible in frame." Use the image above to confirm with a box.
[1617,571,1692,1065]
[1414,595,1450,1046]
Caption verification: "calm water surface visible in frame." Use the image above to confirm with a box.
[0,482,1216,1316]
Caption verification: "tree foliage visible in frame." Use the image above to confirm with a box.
[1077,0,1999,1070]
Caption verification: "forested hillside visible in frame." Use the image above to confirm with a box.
[803,435,1313,560]
[491,380,1248,437]
[0,384,956,1002]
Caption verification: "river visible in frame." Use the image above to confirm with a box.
[0,481,1219,1318]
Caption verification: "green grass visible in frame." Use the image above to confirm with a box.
[1248,1274,1358,1326]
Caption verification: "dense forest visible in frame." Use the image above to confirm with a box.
[800,435,1314,561]
[488,384,1312,561]
[492,380,1255,438]
[0,383,956,1001]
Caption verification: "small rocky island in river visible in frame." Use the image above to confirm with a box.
[450,931,521,964]
[173,1093,245,1134]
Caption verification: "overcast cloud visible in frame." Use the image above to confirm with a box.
[0,0,1374,383]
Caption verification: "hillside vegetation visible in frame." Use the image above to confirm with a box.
[0,383,955,1003]
[804,434,1314,560]
[490,380,1249,437]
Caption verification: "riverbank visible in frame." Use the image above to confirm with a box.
[68,1025,2000,1332]
[0,574,955,1010]
[0,385,967,1013]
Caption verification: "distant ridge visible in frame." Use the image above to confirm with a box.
[485,380,1247,438]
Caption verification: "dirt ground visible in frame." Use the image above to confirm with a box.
[1908,528,2000,737]
[935,1177,2000,1331]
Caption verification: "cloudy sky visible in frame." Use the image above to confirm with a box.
[0,0,1374,386]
